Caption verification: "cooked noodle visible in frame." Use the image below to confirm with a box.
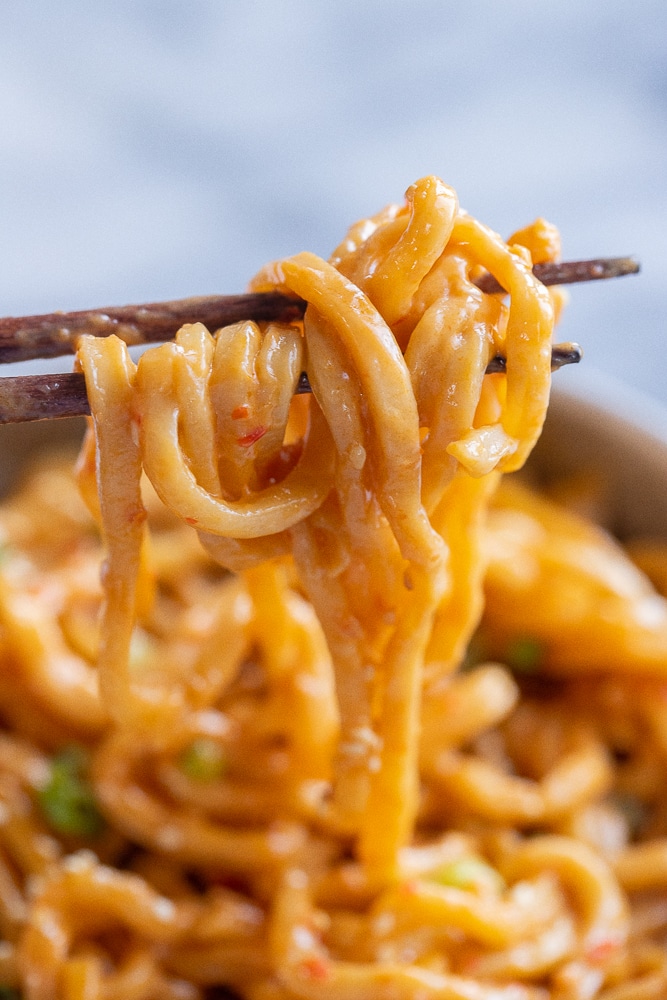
[0,176,665,998]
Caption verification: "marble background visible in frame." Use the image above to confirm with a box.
[0,1,665,407]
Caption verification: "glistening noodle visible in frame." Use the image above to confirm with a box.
[1,176,666,998]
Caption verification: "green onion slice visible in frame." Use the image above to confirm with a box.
[505,636,543,674]
[430,856,505,894]
[37,745,104,839]
[179,738,227,782]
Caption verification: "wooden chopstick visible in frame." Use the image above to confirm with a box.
[0,292,304,365]
[0,257,639,366]
[476,255,639,295]
[0,344,584,424]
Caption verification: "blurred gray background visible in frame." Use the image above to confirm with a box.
[0,1,665,406]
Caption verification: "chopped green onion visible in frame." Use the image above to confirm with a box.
[37,746,104,839]
[430,856,505,894]
[179,738,227,782]
[505,636,543,674]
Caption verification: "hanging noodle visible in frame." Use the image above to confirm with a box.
[0,176,666,998]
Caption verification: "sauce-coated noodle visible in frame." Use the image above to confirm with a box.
[0,177,665,998]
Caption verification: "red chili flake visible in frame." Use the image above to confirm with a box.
[298,957,330,982]
[237,426,267,447]
[185,516,199,526]
[459,952,482,976]
[129,508,148,526]
[231,405,250,420]
[586,935,622,965]
[402,879,418,895]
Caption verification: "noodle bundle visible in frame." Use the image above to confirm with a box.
[0,176,666,998]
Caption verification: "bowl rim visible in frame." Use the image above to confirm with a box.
[552,365,667,451]
[528,366,667,541]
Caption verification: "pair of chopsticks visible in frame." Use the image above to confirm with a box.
[0,256,639,424]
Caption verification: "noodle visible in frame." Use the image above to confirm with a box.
[0,175,665,998]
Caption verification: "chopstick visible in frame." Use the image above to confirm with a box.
[476,255,639,295]
[0,257,638,366]
[0,254,638,424]
[0,292,305,366]
[0,343,583,424]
